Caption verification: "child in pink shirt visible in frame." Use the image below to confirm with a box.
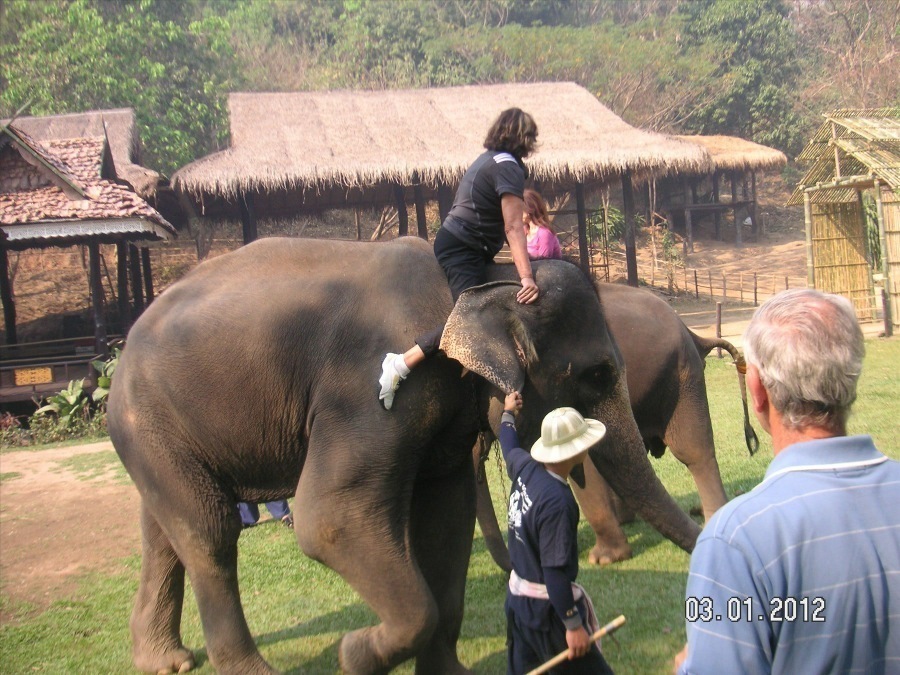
[524,189,562,260]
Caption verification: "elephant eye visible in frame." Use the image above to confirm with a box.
[580,363,617,394]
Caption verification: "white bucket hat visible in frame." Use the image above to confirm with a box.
[531,407,607,463]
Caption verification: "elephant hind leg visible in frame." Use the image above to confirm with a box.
[131,502,195,674]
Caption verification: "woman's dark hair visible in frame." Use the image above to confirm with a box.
[483,108,538,159]
[524,189,555,233]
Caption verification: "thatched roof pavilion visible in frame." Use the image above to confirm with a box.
[175,82,711,209]
[662,135,788,250]
[173,82,712,280]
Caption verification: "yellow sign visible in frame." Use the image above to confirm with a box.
[14,367,54,386]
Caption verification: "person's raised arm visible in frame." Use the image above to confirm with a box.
[502,194,539,304]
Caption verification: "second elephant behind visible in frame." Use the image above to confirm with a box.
[476,282,758,570]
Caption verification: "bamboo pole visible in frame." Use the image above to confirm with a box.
[526,616,627,675]
[874,181,893,332]
[804,192,815,287]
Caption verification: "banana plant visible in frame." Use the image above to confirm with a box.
[91,347,122,403]
[35,379,89,430]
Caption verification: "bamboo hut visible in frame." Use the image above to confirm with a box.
[173,82,712,282]
[788,108,900,333]
[665,135,787,251]
[0,118,174,402]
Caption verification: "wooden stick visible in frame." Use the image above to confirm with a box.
[526,615,626,675]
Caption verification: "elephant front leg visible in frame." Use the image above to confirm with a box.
[131,502,195,674]
[411,463,476,675]
[293,449,447,674]
[572,459,633,566]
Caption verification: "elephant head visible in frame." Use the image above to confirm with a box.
[441,260,701,553]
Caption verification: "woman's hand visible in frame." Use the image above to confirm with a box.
[517,276,539,304]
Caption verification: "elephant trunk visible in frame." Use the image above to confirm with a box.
[590,382,701,553]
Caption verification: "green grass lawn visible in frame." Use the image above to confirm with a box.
[2,338,898,674]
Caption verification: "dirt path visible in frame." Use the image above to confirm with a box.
[0,441,141,613]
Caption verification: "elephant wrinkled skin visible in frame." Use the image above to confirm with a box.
[108,237,699,674]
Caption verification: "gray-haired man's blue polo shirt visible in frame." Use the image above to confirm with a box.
[679,435,900,674]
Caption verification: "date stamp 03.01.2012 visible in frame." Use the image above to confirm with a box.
[686,596,826,623]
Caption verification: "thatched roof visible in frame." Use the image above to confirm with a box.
[173,82,712,210]
[1,108,161,198]
[788,108,900,205]
[674,135,787,173]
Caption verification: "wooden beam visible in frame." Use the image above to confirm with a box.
[412,173,428,240]
[393,184,408,237]
[803,192,815,287]
[239,192,258,244]
[0,246,17,345]
[731,172,741,246]
[683,177,694,254]
[88,242,108,357]
[622,172,638,287]
[575,182,589,273]
[141,247,154,304]
[116,242,130,331]
[129,244,144,316]
[437,182,453,223]
[712,171,721,240]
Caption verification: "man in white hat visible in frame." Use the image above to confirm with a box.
[500,391,613,674]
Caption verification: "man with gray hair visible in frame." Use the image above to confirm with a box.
[674,288,900,674]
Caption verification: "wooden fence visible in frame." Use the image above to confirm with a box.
[604,251,808,306]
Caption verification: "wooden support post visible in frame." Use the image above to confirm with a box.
[116,242,130,330]
[712,171,721,240]
[803,192,815,287]
[141,247,154,304]
[694,270,699,299]
[437,182,453,223]
[754,272,758,306]
[874,180,893,331]
[750,171,759,237]
[622,172,638,287]
[576,182,590,274]
[715,302,723,358]
[683,177,694,254]
[708,270,713,299]
[239,192,258,245]
[722,272,727,302]
[731,173,741,246]
[88,242,108,357]
[740,272,744,304]
[128,244,144,316]
[0,245,17,345]
[393,184,408,237]
[412,173,428,240]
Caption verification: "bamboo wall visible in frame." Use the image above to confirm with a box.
[810,202,877,321]
[883,187,900,328]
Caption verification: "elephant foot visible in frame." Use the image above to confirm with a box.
[588,542,633,566]
[132,643,195,675]
[339,626,393,675]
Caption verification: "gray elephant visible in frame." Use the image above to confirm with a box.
[108,236,699,674]
[475,282,758,569]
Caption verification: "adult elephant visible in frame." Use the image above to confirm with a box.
[475,282,758,570]
[108,236,699,675]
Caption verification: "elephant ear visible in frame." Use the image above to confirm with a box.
[440,281,536,394]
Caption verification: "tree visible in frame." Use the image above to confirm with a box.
[675,0,805,154]
[0,0,237,174]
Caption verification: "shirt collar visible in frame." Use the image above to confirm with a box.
[763,435,886,483]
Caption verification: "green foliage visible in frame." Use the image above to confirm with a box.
[675,0,805,155]
[91,347,121,403]
[863,194,882,271]
[35,379,90,430]
[0,0,236,174]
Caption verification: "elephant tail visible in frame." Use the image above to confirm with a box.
[689,331,760,456]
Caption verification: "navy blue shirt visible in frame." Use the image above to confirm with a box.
[501,414,581,630]
[442,150,526,257]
